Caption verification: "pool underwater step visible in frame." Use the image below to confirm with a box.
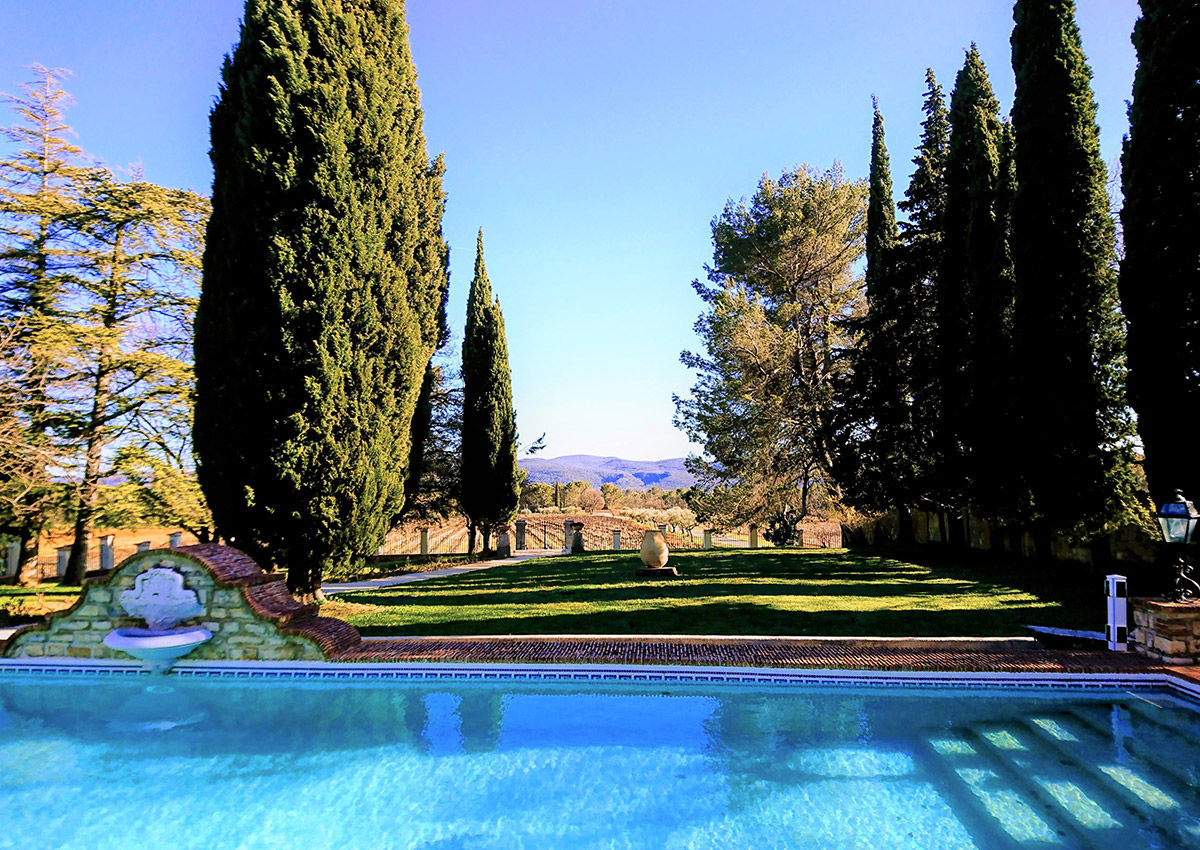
[1018,714,1200,847]
[1065,703,1200,789]
[964,720,1183,849]
[1050,708,1200,811]
[921,732,1088,849]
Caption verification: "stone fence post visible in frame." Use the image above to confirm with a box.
[515,519,527,551]
[563,520,574,552]
[99,534,115,571]
[749,524,759,549]
[419,528,429,556]
[136,541,151,552]
[703,529,712,549]
[169,531,182,548]
[5,541,18,576]
[612,530,621,549]
[56,545,72,577]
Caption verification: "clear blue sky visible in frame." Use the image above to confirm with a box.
[1,0,1141,461]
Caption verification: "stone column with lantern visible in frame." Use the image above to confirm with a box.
[1131,489,1200,663]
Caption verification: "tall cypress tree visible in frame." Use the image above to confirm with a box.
[1120,0,1200,505]
[841,99,906,512]
[865,97,899,303]
[1010,0,1133,535]
[934,45,1005,521]
[895,70,949,511]
[194,0,448,596]
[460,230,519,551]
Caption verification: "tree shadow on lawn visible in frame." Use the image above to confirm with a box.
[348,547,1095,606]
[350,599,1090,638]
[338,547,1103,636]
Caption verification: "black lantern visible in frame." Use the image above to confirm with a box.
[1156,490,1200,603]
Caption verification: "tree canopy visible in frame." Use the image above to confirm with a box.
[676,163,867,541]
[194,0,449,596]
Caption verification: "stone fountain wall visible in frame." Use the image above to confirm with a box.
[1,545,360,663]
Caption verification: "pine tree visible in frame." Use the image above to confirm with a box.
[0,66,87,583]
[460,230,519,550]
[61,172,208,584]
[934,45,1006,524]
[194,0,449,596]
[1010,0,1134,535]
[1120,0,1200,504]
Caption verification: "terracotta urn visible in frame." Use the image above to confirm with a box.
[640,530,669,568]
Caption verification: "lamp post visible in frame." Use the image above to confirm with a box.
[1156,489,1200,603]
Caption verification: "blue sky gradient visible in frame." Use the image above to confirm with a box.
[1,0,1141,460]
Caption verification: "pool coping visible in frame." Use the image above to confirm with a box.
[2,656,1198,702]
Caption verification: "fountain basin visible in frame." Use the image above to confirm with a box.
[103,627,213,673]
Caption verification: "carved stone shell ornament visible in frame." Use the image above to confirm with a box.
[118,566,206,631]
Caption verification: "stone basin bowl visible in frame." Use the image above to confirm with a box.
[103,627,213,673]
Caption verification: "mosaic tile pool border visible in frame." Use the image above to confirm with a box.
[1,657,1198,701]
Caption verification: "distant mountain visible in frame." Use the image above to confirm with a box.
[518,455,695,490]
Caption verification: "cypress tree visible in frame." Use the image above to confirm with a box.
[935,45,1006,522]
[1010,0,1134,535]
[841,99,907,512]
[1120,0,1200,504]
[865,97,899,302]
[194,0,448,596]
[460,230,519,551]
[895,70,949,511]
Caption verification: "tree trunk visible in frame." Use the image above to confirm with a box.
[64,358,111,586]
[897,504,915,546]
[16,521,43,587]
[467,523,477,554]
[481,526,492,552]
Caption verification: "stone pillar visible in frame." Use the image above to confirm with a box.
[497,533,511,559]
[419,528,429,557]
[514,520,527,551]
[5,540,18,576]
[796,529,804,549]
[563,520,574,551]
[99,534,116,571]
[703,529,712,549]
[1131,597,1200,663]
[136,541,151,552]
[612,530,621,549]
[169,531,183,548]
[56,545,72,577]
[749,524,759,549]
[571,522,585,554]
[657,523,668,534]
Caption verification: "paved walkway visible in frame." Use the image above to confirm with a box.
[336,634,1181,675]
[321,549,559,595]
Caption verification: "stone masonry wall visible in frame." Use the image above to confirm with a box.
[1131,597,1200,665]
[1,545,360,663]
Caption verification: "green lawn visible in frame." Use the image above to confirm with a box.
[322,548,1108,637]
[0,582,81,625]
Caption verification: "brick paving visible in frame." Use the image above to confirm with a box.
[334,634,1183,677]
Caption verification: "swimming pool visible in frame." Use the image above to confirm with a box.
[1,670,1198,849]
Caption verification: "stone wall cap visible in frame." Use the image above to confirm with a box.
[1130,596,1200,611]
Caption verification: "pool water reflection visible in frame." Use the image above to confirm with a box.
[0,676,1198,849]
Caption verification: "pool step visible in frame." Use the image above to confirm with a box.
[965,720,1185,850]
[1064,704,1200,789]
[1019,714,1200,848]
[921,732,1088,849]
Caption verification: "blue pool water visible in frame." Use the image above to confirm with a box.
[1,675,1198,850]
